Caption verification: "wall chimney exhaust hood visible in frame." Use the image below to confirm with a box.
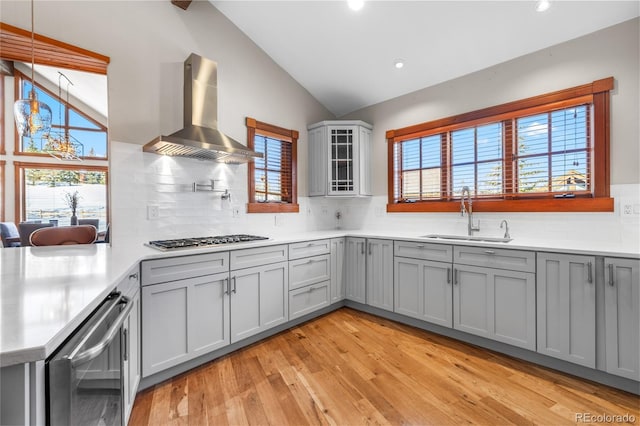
[143,54,262,164]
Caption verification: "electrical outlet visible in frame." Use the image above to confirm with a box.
[321,205,328,215]
[147,205,159,220]
[623,204,633,215]
[232,207,241,218]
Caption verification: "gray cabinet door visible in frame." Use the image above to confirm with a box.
[142,272,230,377]
[394,257,453,327]
[537,252,596,367]
[230,261,288,343]
[123,289,140,425]
[345,237,366,303]
[454,264,535,350]
[330,238,346,303]
[604,257,640,380]
[366,239,394,311]
[142,279,190,376]
[189,272,231,356]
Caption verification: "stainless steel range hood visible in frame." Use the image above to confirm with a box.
[143,54,262,163]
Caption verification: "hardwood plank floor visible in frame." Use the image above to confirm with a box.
[129,308,639,425]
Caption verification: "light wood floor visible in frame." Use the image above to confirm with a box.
[129,308,639,425]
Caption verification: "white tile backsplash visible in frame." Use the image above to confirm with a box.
[110,141,639,253]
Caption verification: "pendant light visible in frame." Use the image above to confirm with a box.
[46,72,83,161]
[13,0,52,139]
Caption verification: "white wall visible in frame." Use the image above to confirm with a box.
[336,17,639,252]
[2,3,637,251]
[342,17,640,190]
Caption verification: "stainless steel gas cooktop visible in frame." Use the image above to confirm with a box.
[146,234,269,251]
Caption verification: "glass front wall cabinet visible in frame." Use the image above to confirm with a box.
[307,120,372,197]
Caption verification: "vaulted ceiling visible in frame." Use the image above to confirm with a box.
[210,1,639,117]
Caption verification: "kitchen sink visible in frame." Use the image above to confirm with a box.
[420,234,513,243]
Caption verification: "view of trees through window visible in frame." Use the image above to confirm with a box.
[21,166,107,230]
[393,104,590,202]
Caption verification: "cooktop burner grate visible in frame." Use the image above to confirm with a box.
[147,234,269,251]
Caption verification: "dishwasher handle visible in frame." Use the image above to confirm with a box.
[69,295,133,367]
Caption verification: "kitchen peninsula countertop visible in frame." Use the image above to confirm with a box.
[1,230,638,367]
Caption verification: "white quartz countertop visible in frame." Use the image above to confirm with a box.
[1,229,638,367]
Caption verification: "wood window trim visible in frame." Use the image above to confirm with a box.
[0,160,5,221]
[1,75,5,155]
[13,70,108,160]
[386,77,614,213]
[14,161,109,224]
[246,117,299,213]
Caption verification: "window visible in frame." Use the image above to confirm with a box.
[246,117,299,213]
[15,71,108,159]
[14,162,108,229]
[387,78,614,212]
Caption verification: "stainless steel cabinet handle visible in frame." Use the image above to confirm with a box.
[454,269,458,285]
[361,242,365,255]
[608,264,615,286]
[368,242,372,255]
[224,277,229,295]
[447,268,452,284]
[587,261,593,283]
[128,273,138,281]
[123,328,128,362]
[417,245,425,249]
[232,276,237,294]
[484,250,495,255]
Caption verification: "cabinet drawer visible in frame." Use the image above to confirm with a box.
[289,239,331,260]
[230,244,288,270]
[289,254,331,290]
[289,281,330,320]
[394,240,452,263]
[454,246,535,272]
[141,252,229,286]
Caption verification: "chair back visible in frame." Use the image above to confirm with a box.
[78,218,100,230]
[1,222,21,247]
[18,222,54,246]
[30,225,98,246]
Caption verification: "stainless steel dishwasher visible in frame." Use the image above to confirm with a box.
[46,292,132,426]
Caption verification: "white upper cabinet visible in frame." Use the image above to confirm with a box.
[308,120,373,197]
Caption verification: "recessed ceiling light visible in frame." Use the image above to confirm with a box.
[348,0,364,11]
[394,59,405,69]
[536,0,551,12]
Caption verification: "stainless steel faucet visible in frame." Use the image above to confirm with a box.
[460,186,480,236]
[500,219,510,239]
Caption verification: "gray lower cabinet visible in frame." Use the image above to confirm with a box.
[604,257,640,380]
[365,239,394,311]
[453,264,536,350]
[141,271,230,377]
[289,281,331,319]
[394,257,453,327]
[230,262,288,342]
[537,252,596,368]
[123,288,140,425]
[118,265,141,425]
[330,238,346,303]
[345,237,366,303]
